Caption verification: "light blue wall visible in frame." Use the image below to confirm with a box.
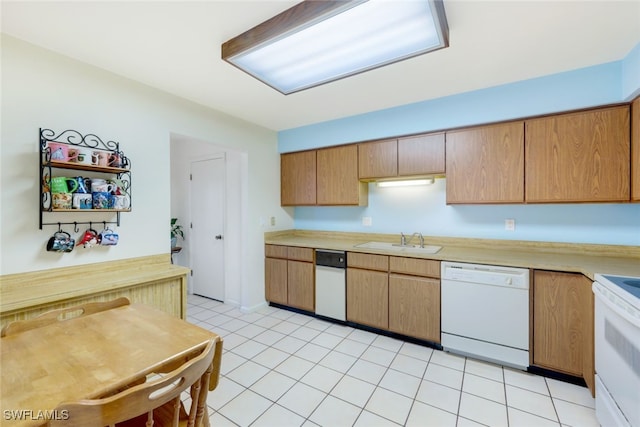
[295,180,640,245]
[279,44,640,246]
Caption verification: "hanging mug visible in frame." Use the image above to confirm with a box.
[100,227,119,246]
[46,231,75,252]
[77,228,99,248]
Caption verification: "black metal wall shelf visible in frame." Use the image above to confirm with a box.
[39,128,132,230]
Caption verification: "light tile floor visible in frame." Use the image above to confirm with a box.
[187,295,598,427]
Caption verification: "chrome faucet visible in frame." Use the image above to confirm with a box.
[400,232,424,248]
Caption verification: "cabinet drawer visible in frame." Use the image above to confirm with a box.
[390,257,440,278]
[287,247,314,262]
[347,252,389,271]
[265,244,288,259]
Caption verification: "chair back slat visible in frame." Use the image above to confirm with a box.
[49,339,216,427]
[1,298,130,337]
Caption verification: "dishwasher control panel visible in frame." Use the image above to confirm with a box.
[316,250,346,268]
[442,261,529,289]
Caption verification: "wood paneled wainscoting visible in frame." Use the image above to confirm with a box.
[0,255,189,329]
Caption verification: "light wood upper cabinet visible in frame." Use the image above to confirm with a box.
[317,145,367,206]
[446,122,525,204]
[398,133,445,176]
[281,150,316,206]
[358,133,445,180]
[358,139,398,179]
[632,97,640,201]
[525,106,630,202]
[532,270,594,395]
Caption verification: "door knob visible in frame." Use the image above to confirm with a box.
[215,235,223,240]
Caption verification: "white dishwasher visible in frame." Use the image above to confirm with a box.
[315,250,346,321]
[441,261,530,370]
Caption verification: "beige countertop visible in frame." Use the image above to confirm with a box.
[0,254,190,314]
[265,230,640,279]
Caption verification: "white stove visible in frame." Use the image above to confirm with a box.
[592,274,640,427]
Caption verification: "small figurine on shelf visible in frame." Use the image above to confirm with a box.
[170,217,184,248]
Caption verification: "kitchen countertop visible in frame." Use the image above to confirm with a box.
[265,230,640,279]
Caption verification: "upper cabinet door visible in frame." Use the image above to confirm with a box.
[358,139,398,180]
[525,106,630,202]
[446,122,525,204]
[632,98,640,202]
[281,150,316,206]
[398,133,445,176]
[317,145,368,206]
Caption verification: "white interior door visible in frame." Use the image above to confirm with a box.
[190,156,225,301]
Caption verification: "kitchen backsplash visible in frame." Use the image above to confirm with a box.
[294,179,640,246]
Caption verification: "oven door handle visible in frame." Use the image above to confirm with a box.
[593,282,640,328]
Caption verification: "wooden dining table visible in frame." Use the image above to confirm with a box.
[0,303,222,427]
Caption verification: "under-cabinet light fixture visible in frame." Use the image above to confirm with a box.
[377,178,435,188]
[222,0,449,95]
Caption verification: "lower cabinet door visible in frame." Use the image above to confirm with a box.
[265,257,287,305]
[287,260,315,312]
[533,270,593,384]
[389,274,440,342]
[346,268,388,329]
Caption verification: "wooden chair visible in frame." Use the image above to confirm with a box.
[48,339,216,427]
[1,297,130,337]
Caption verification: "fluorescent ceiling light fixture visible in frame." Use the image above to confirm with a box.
[377,178,435,187]
[222,0,449,94]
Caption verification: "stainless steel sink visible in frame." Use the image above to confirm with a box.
[354,241,442,254]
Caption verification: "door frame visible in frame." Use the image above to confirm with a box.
[170,132,247,309]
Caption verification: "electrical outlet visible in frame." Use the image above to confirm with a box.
[505,219,515,231]
[270,216,276,226]
[362,216,372,226]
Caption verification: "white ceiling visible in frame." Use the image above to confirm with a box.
[2,1,640,131]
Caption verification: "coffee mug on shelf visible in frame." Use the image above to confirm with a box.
[92,191,113,209]
[47,142,69,162]
[68,147,92,165]
[50,177,79,194]
[113,194,130,210]
[72,193,93,209]
[100,227,119,246]
[92,150,109,167]
[74,176,91,194]
[52,192,72,209]
[90,179,115,194]
[108,152,123,168]
[46,231,74,252]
